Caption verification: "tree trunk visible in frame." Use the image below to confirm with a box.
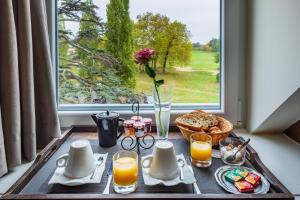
[153,57,157,70]
[162,41,172,73]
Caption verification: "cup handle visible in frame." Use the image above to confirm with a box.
[56,154,69,167]
[117,118,125,139]
[142,155,153,168]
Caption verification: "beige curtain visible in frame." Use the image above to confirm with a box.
[0,0,61,177]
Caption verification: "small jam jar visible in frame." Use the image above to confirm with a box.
[131,115,143,121]
[142,118,152,133]
[123,120,135,135]
[133,121,145,137]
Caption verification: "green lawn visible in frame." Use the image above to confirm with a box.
[135,50,220,103]
[190,50,219,71]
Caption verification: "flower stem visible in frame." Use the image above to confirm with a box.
[153,79,166,138]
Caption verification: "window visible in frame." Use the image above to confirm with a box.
[56,0,222,112]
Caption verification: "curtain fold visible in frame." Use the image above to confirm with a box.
[0,0,61,177]
[0,107,8,177]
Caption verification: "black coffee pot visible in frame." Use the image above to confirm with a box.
[91,111,124,147]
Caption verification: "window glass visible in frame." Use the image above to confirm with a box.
[57,0,220,105]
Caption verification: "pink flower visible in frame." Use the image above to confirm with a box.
[134,48,155,65]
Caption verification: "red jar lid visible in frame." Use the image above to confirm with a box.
[131,116,143,121]
[124,120,135,127]
[133,121,145,128]
[142,118,152,124]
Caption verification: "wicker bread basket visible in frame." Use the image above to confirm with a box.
[176,115,233,146]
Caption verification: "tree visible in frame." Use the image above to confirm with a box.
[133,13,170,70]
[57,0,145,104]
[208,38,220,52]
[192,42,201,48]
[214,53,219,63]
[201,44,212,51]
[161,21,192,73]
[192,42,202,50]
[200,38,220,52]
[105,0,135,88]
[133,13,192,73]
[58,0,113,68]
[58,0,102,26]
[212,40,220,83]
[77,0,103,82]
[58,14,69,70]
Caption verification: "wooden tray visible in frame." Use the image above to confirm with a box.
[2,126,294,200]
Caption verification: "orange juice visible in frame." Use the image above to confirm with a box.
[191,141,212,161]
[113,157,138,186]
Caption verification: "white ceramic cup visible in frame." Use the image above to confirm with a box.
[142,140,179,180]
[56,140,96,179]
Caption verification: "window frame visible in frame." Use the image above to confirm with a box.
[48,0,245,128]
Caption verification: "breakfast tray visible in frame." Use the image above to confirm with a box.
[2,126,294,200]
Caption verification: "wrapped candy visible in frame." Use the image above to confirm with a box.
[232,168,249,178]
[235,181,254,193]
[245,172,261,186]
[224,171,242,183]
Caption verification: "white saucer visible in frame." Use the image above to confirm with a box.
[48,153,108,186]
[141,154,196,186]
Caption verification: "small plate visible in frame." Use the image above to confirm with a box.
[141,154,196,186]
[48,153,108,186]
[215,165,270,194]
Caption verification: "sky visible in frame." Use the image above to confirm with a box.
[64,0,220,44]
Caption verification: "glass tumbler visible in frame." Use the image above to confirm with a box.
[219,137,246,166]
[190,133,212,168]
[113,151,138,194]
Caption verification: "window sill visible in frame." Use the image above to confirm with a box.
[58,109,224,115]
[58,109,225,127]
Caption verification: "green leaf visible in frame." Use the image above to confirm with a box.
[155,79,164,87]
[145,65,156,78]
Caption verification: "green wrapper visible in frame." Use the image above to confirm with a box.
[224,171,242,183]
[232,168,249,178]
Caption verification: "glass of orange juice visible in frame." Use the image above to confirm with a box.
[190,133,212,168]
[113,151,138,194]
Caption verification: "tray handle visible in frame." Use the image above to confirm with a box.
[4,127,74,195]
[230,133,286,193]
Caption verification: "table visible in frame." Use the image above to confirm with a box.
[2,126,294,200]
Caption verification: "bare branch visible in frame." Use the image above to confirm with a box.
[59,35,119,68]
[58,18,103,26]
[59,56,81,66]
[61,69,94,88]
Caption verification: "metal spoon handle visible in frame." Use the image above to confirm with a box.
[239,138,251,150]
[90,165,99,179]
[180,167,184,180]
[232,139,251,158]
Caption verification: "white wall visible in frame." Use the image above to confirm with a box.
[256,88,300,133]
[246,0,300,132]
[223,0,246,126]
